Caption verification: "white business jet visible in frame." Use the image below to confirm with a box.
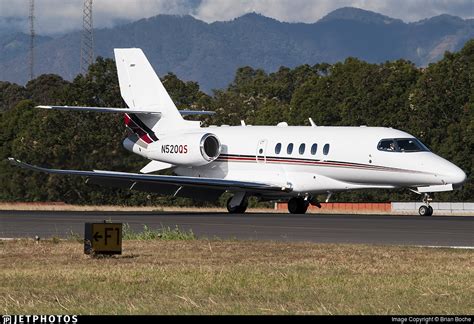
[9,48,467,216]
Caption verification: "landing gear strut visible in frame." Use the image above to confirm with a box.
[418,193,433,216]
[288,197,309,214]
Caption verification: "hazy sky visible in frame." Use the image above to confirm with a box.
[0,0,473,35]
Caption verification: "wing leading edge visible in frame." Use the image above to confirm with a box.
[8,158,291,200]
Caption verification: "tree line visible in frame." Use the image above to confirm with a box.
[0,40,472,206]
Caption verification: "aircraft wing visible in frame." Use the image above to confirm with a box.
[8,158,291,200]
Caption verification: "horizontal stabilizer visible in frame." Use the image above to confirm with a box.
[36,106,215,116]
[179,110,215,116]
[140,160,174,174]
[36,105,160,115]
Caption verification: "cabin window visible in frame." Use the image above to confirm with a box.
[299,143,305,155]
[287,143,293,154]
[311,143,318,155]
[323,144,330,155]
[275,143,281,154]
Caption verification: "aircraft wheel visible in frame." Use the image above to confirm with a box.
[418,205,432,216]
[227,197,248,214]
[288,197,309,214]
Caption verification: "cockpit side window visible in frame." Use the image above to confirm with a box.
[378,139,396,152]
[396,139,429,152]
[377,138,429,152]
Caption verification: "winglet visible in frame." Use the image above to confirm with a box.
[8,158,61,175]
[8,157,21,166]
[8,157,40,172]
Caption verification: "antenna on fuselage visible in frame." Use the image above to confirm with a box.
[241,120,246,126]
[309,118,317,127]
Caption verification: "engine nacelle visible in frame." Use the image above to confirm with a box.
[143,133,221,166]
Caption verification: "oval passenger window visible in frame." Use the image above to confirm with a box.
[323,144,330,155]
[287,143,293,154]
[275,143,281,154]
[299,143,305,155]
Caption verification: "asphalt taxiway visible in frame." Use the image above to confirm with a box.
[1,210,473,247]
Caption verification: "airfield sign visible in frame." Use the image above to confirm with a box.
[84,222,122,255]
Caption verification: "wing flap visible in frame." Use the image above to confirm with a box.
[86,177,135,190]
[174,186,225,201]
[132,182,179,195]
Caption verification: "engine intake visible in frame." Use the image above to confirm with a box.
[201,133,220,162]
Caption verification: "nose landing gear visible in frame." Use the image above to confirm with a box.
[418,193,434,216]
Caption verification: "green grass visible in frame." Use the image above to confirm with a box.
[0,240,473,315]
[122,224,195,241]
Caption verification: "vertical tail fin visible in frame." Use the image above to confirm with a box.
[114,48,193,133]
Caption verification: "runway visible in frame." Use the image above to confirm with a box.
[0,210,473,247]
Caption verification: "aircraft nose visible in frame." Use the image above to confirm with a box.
[446,165,467,188]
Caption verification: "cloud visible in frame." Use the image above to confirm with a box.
[194,0,474,23]
[0,0,472,35]
[0,0,201,35]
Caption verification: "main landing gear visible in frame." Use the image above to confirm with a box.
[226,193,248,214]
[418,193,434,216]
[288,197,309,214]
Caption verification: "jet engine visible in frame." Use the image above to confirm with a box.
[124,132,221,166]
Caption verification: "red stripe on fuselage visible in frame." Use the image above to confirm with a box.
[215,154,423,174]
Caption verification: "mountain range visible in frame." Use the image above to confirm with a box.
[1,7,473,92]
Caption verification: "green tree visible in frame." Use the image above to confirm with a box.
[1,41,472,204]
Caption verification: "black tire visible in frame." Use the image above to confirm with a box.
[419,205,430,216]
[427,206,433,216]
[288,197,309,214]
[298,201,309,214]
[227,197,248,214]
[288,197,299,214]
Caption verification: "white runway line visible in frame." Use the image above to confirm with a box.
[415,245,474,250]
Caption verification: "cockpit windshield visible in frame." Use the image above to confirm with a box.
[377,138,430,152]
